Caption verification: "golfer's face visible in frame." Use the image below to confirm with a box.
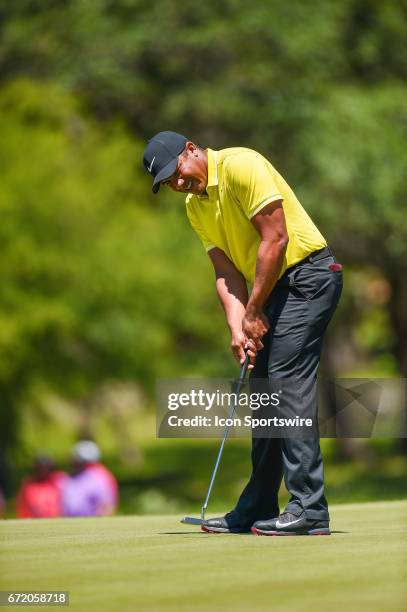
[163,148,207,196]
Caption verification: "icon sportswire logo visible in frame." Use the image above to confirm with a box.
[148,156,156,173]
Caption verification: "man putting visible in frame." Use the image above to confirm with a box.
[143,131,342,536]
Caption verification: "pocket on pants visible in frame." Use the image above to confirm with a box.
[289,263,342,301]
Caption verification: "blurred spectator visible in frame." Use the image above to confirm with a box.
[61,441,118,517]
[16,455,67,518]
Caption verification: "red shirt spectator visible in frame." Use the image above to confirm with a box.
[16,455,67,519]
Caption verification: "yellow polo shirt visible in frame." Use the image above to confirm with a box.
[186,147,326,283]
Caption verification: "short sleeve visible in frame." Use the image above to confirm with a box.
[186,197,215,252]
[225,151,283,219]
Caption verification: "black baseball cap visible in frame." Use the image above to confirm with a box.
[143,131,188,193]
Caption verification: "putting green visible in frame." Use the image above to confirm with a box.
[1,500,406,611]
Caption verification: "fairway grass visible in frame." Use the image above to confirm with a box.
[1,500,406,611]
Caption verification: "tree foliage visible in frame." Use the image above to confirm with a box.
[0,0,406,468]
[0,79,230,460]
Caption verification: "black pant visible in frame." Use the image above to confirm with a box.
[229,248,343,527]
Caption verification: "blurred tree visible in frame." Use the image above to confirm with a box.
[0,0,406,472]
[2,1,404,147]
[300,85,407,373]
[0,79,230,483]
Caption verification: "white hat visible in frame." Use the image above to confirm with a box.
[72,440,101,463]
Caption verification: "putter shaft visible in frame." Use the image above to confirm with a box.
[201,354,249,523]
[181,354,250,526]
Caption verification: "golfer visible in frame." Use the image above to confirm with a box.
[143,132,343,535]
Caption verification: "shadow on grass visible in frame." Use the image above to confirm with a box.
[159,530,349,536]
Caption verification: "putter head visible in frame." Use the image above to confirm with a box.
[180,516,203,525]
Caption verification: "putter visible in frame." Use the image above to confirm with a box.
[181,352,250,526]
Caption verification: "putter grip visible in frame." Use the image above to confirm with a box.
[238,352,250,384]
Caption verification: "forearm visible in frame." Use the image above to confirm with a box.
[215,272,248,334]
[208,247,255,366]
[246,239,287,313]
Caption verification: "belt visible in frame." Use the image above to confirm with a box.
[302,246,332,264]
[277,247,333,285]
[287,246,333,272]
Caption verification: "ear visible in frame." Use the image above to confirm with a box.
[184,141,197,155]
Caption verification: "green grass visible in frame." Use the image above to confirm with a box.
[1,500,406,611]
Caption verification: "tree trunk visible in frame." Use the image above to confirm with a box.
[387,274,407,452]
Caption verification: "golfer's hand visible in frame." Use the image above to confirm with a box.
[231,331,257,369]
[242,308,269,350]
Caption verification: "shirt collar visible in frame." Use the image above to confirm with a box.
[206,148,218,189]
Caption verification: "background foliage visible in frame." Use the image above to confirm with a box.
[0,0,406,513]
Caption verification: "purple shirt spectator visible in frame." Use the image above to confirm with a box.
[62,462,118,517]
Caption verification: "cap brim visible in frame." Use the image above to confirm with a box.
[152,158,178,193]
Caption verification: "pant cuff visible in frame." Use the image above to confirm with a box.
[305,510,330,521]
[284,505,329,521]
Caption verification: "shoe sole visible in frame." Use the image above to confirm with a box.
[201,525,251,534]
[251,527,331,536]
[201,525,231,533]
